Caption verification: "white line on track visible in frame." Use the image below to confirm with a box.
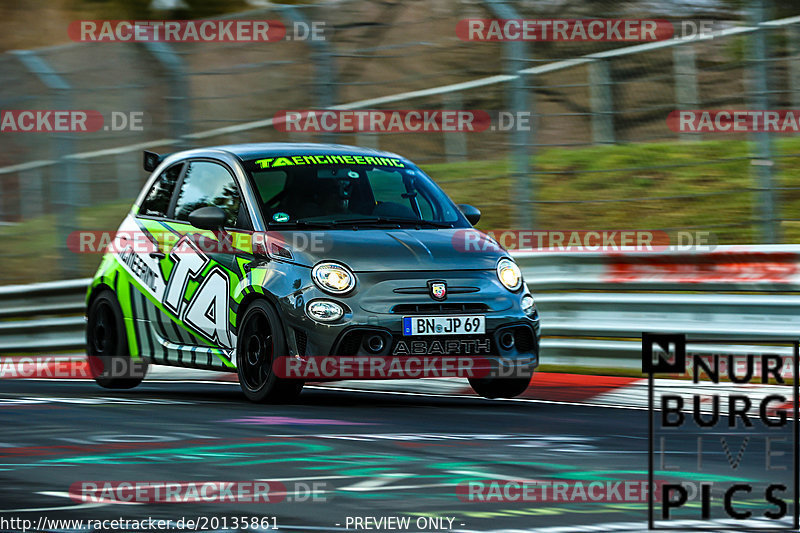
[36,491,142,505]
[448,470,538,482]
[304,384,656,411]
[338,473,412,492]
[0,500,107,513]
[257,475,351,482]
[340,482,454,491]
[8,379,794,419]
[275,526,351,532]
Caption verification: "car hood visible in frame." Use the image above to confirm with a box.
[267,228,504,272]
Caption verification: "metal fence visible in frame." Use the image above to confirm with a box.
[1,1,800,284]
[4,246,800,368]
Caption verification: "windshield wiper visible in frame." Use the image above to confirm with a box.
[325,217,453,228]
[268,220,335,229]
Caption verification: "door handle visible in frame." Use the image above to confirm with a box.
[149,250,166,260]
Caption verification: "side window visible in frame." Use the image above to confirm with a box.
[139,164,183,217]
[173,161,246,228]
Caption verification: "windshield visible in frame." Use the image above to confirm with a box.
[243,155,468,228]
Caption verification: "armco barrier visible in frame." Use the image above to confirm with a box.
[2,246,800,367]
[0,278,90,353]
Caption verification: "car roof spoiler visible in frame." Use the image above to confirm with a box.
[143,150,168,172]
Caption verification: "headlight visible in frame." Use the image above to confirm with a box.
[312,262,356,294]
[306,300,344,322]
[497,258,522,291]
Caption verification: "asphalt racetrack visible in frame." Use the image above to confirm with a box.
[0,379,794,532]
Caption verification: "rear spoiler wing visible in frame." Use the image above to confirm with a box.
[143,150,168,172]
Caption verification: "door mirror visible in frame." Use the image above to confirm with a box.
[187,206,227,231]
[143,150,164,172]
[457,204,481,225]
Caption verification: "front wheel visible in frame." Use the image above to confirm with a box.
[236,300,304,403]
[468,373,533,399]
[86,291,147,389]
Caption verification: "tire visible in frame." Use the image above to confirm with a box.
[468,373,533,399]
[236,300,304,403]
[86,290,147,389]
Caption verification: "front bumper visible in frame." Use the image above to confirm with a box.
[275,269,541,372]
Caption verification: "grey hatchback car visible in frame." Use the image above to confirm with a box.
[85,143,540,402]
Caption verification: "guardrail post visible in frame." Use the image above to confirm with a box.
[589,59,615,144]
[485,0,533,230]
[673,44,700,142]
[279,6,337,143]
[443,92,467,162]
[748,0,779,243]
[510,69,534,229]
[116,151,141,200]
[12,50,78,278]
[19,167,43,219]
[144,42,190,150]
[788,24,800,111]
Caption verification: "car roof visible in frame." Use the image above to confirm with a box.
[211,142,410,162]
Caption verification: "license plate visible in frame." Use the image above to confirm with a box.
[402,315,485,336]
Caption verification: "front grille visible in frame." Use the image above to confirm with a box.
[393,286,479,295]
[392,303,490,314]
[335,330,365,356]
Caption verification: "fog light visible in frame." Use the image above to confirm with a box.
[499,331,515,350]
[521,294,535,316]
[364,334,385,354]
[306,300,344,322]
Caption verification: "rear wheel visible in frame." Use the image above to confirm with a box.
[468,373,533,399]
[236,300,303,403]
[86,291,147,389]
